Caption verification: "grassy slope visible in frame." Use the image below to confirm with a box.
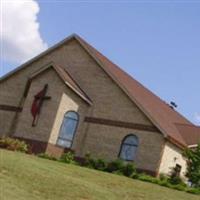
[0,150,198,200]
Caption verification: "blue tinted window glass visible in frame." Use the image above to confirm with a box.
[59,118,77,140]
[119,135,138,161]
[57,111,79,148]
[124,135,138,145]
[65,111,78,120]
[57,138,71,148]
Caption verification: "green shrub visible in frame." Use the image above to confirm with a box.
[83,153,95,168]
[60,152,75,164]
[186,187,200,195]
[137,173,188,192]
[82,153,107,171]
[84,156,136,177]
[168,166,187,186]
[159,180,171,187]
[106,159,125,173]
[83,153,91,166]
[138,174,159,184]
[131,172,139,179]
[121,163,136,177]
[159,173,169,181]
[170,184,186,191]
[169,176,186,186]
[112,170,123,176]
[158,174,188,192]
[0,137,28,152]
[93,159,107,171]
[184,143,200,187]
[38,153,57,161]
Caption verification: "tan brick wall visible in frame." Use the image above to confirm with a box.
[14,68,89,145]
[0,43,73,135]
[158,142,187,179]
[0,111,17,137]
[79,123,164,172]
[62,40,153,125]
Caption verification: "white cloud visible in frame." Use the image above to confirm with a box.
[194,113,200,125]
[1,0,47,63]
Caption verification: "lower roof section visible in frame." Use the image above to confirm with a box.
[175,123,200,146]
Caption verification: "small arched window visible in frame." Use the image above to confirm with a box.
[57,111,79,148]
[119,135,139,161]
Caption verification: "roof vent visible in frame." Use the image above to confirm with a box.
[170,101,178,109]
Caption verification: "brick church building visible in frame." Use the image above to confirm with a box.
[0,34,199,178]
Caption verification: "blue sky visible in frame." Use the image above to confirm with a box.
[1,1,200,124]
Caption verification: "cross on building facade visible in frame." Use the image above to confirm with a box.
[31,84,51,126]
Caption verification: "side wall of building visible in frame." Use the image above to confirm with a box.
[80,123,165,174]
[158,141,187,179]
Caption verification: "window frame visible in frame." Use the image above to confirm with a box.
[118,134,139,162]
[56,110,79,148]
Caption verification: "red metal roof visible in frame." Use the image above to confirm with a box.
[175,123,200,146]
[75,35,200,147]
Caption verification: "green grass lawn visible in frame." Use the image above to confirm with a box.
[0,149,198,200]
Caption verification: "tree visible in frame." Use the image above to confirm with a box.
[185,143,200,187]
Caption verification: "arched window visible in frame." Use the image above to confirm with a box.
[57,111,79,148]
[119,135,139,161]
